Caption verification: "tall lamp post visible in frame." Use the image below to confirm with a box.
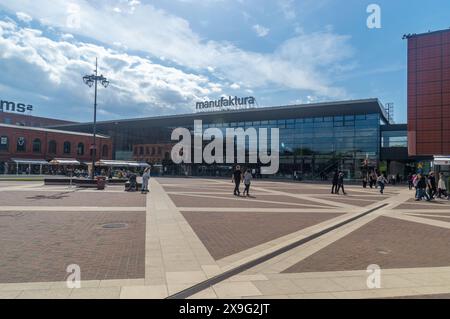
[83,58,109,179]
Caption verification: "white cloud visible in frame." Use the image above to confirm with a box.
[230,83,240,90]
[61,33,74,40]
[253,24,270,37]
[278,0,296,20]
[0,0,353,121]
[0,0,354,108]
[0,20,220,119]
[15,11,32,23]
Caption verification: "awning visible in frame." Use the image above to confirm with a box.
[49,158,81,165]
[95,160,150,168]
[11,158,49,165]
[434,156,450,166]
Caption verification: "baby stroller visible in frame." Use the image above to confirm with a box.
[126,174,137,192]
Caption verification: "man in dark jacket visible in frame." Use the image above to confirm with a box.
[427,172,437,199]
[416,174,430,201]
[331,171,339,194]
[336,172,347,195]
[232,165,242,196]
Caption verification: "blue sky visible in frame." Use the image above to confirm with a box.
[0,0,449,123]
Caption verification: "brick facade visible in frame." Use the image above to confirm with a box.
[132,143,173,164]
[0,124,112,163]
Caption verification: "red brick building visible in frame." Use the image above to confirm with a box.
[0,112,74,127]
[0,123,112,174]
[132,143,173,165]
[407,29,450,157]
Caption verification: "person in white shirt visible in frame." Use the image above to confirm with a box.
[437,173,448,199]
[243,169,252,197]
[141,167,151,194]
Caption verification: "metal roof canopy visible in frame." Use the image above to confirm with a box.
[0,123,110,138]
[96,160,150,168]
[434,156,450,166]
[49,158,81,165]
[11,158,49,165]
[51,98,390,131]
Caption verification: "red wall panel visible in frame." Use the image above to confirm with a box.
[416,106,442,119]
[416,33,442,48]
[417,69,442,82]
[416,94,442,107]
[416,130,443,143]
[417,143,442,155]
[417,46,442,59]
[417,118,442,130]
[417,81,442,95]
[416,57,442,71]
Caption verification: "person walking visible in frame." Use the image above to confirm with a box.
[413,174,419,199]
[243,169,252,197]
[427,172,437,200]
[336,171,347,195]
[331,171,339,194]
[407,174,414,190]
[437,173,448,199]
[141,167,151,194]
[362,173,368,189]
[416,174,430,201]
[377,174,388,194]
[232,165,242,196]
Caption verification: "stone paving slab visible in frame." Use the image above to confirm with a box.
[1,178,449,299]
[0,211,145,283]
[395,199,450,211]
[181,211,343,260]
[168,194,322,209]
[0,191,146,207]
[311,196,380,207]
[283,216,450,273]
[409,216,450,223]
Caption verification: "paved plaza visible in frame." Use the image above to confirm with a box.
[0,178,449,299]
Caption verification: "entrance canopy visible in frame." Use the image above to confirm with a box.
[49,158,81,165]
[95,160,150,168]
[434,156,450,166]
[11,158,49,165]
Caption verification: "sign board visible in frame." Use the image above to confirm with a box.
[196,96,256,112]
[1,137,7,145]
[0,99,33,114]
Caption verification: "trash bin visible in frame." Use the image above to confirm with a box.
[96,176,106,190]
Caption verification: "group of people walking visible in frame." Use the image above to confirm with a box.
[331,171,347,195]
[332,170,389,195]
[232,165,253,197]
[410,172,449,201]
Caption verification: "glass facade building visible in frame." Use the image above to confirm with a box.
[52,98,398,180]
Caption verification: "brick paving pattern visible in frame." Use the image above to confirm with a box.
[0,191,146,207]
[169,194,320,209]
[181,211,343,260]
[0,211,145,283]
[284,216,450,273]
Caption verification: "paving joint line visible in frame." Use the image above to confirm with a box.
[166,203,388,299]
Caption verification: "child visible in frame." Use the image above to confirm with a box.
[243,169,252,197]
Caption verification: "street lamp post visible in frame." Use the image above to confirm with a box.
[83,58,109,180]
